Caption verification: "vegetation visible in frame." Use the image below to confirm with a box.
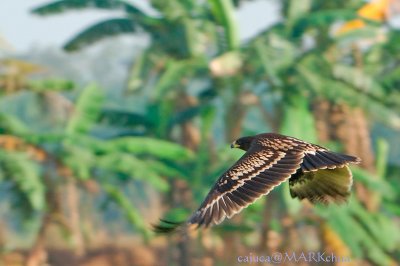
[1,0,400,265]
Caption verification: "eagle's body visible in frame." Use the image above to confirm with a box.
[154,133,361,233]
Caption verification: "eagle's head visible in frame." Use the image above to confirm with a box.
[231,136,254,151]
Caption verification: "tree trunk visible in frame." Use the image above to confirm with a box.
[65,176,85,256]
[169,92,200,266]
[25,214,51,266]
[313,100,379,211]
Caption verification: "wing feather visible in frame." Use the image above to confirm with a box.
[187,148,304,227]
[302,150,360,172]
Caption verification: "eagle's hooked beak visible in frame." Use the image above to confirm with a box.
[231,141,240,149]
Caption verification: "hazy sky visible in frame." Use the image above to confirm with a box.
[0,0,279,52]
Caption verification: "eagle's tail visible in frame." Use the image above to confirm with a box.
[152,219,186,234]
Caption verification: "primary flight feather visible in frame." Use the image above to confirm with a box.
[153,133,361,233]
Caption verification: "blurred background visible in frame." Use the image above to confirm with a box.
[1,0,400,265]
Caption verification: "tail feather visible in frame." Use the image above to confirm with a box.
[152,219,185,234]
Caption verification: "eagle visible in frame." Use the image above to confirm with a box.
[153,133,361,233]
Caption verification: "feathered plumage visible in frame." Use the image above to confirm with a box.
[153,133,361,233]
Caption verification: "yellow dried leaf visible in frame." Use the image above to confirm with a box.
[336,0,391,35]
[358,0,390,21]
[0,135,47,161]
[0,59,45,76]
[336,19,366,35]
[321,222,356,266]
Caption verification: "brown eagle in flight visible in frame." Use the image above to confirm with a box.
[153,133,361,233]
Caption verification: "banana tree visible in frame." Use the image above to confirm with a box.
[29,0,400,265]
[0,68,198,265]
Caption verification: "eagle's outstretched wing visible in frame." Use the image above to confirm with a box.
[153,144,304,232]
[187,146,304,227]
